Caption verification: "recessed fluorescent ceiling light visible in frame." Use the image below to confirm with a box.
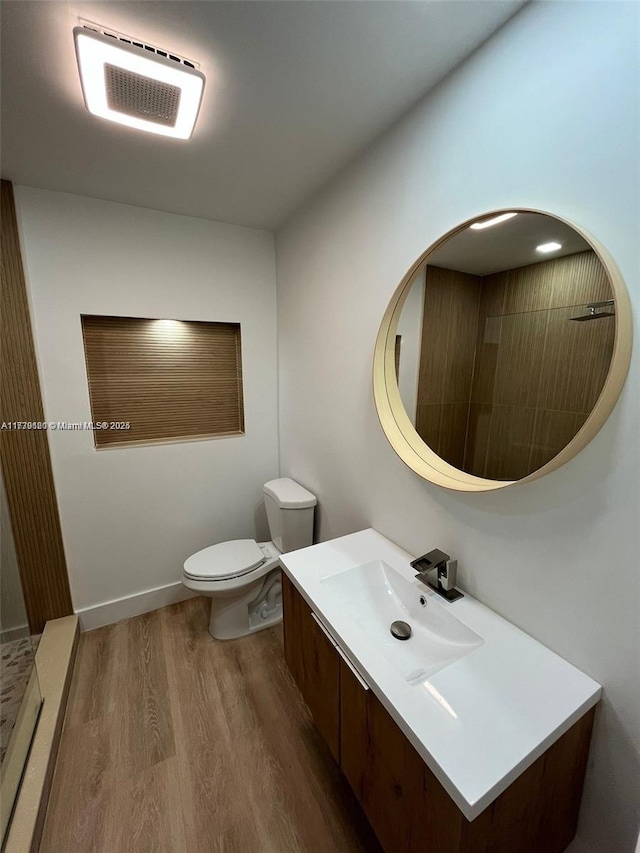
[469,212,518,230]
[536,241,562,253]
[73,25,205,139]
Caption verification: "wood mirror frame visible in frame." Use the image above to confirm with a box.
[373,209,632,492]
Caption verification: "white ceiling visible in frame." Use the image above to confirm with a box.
[427,212,592,275]
[1,1,527,230]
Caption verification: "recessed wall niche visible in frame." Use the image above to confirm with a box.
[81,315,245,448]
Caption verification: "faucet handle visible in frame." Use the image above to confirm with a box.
[410,549,450,575]
[439,559,457,592]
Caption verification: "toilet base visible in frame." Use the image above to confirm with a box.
[247,603,283,634]
[208,569,283,640]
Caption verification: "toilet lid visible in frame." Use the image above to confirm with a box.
[183,539,266,581]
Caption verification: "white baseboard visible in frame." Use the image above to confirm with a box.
[76,581,198,632]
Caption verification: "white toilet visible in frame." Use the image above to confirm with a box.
[181,478,317,640]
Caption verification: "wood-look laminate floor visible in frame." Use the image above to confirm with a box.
[41,597,381,853]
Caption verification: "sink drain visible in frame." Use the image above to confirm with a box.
[390,620,412,641]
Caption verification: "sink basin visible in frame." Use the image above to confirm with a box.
[321,560,483,683]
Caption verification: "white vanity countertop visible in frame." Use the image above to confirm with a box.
[280,528,601,821]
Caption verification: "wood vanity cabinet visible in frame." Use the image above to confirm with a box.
[282,571,340,761]
[282,574,596,853]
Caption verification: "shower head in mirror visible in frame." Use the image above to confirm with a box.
[570,300,615,321]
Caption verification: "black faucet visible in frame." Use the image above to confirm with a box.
[410,549,463,602]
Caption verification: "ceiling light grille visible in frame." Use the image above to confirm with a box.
[105,64,181,126]
[74,23,205,139]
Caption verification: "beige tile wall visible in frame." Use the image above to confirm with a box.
[414,252,614,480]
[415,266,481,470]
[464,250,614,479]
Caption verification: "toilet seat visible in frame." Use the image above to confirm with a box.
[183,539,267,582]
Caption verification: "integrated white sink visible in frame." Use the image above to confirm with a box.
[283,529,602,820]
[321,559,483,683]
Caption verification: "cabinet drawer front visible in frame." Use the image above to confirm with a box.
[282,575,340,762]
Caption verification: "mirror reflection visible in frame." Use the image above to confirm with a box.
[396,212,615,481]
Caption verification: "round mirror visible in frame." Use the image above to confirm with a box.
[373,209,632,491]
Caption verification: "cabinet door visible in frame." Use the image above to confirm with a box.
[282,574,340,762]
[340,658,424,853]
[338,654,369,800]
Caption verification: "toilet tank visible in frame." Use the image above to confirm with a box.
[263,478,317,553]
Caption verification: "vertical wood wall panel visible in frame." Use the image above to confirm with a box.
[1,180,73,633]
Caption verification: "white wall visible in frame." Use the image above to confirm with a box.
[276,3,639,851]
[16,188,279,626]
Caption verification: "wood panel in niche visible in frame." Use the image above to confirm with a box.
[0,180,73,633]
[81,315,245,448]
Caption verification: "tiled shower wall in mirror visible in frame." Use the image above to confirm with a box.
[415,251,614,478]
